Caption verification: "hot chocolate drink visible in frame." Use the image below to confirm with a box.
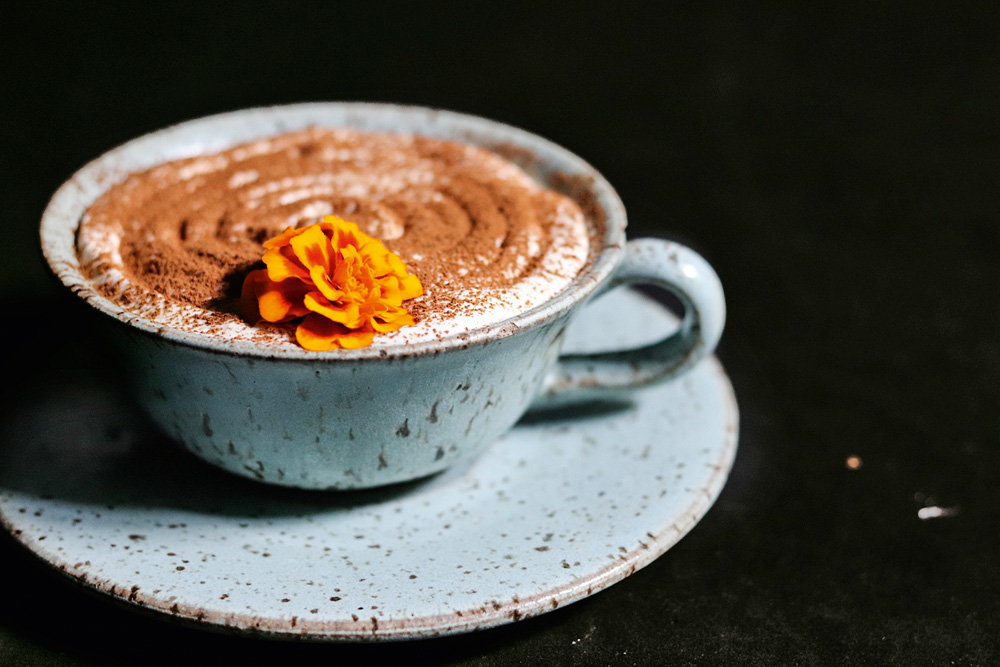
[76,128,594,348]
[45,103,725,490]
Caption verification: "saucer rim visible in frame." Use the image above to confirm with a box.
[0,355,737,641]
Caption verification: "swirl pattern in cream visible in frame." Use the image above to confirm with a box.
[76,128,592,347]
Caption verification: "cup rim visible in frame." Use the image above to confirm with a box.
[40,102,627,360]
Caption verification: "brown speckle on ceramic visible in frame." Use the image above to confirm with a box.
[0,291,736,640]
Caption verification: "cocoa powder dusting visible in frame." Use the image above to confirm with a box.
[77,128,598,344]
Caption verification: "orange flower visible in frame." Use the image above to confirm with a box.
[241,216,423,350]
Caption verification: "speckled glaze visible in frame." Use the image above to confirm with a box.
[39,103,725,489]
[0,290,738,640]
[115,312,566,488]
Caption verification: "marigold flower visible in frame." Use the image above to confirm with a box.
[241,216,423,350]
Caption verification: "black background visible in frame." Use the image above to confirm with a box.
[2,2,999,664]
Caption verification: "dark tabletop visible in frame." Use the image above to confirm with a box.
[2,3,998,665]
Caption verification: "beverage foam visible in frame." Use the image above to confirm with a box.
[76,128,593,348]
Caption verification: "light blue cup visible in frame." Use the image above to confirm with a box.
[40,103,725,490]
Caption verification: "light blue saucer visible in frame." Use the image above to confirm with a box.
[0,289,737,640]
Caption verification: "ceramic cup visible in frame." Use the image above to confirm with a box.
[40,103,725,490]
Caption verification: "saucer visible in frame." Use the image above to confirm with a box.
[0,289,737,640]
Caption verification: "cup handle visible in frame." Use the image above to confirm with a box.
[533,238,726,408]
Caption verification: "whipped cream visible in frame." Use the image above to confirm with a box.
[76,128,593,348]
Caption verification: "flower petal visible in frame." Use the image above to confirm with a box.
[327,216,364,249]
[262,225,304,250]
[398,273,423,300]
[359,242,397,277]
[296,314,375,351]
[289,223,333,272]
[384,251,410,278]
[256,275,311,322]
[309,264,344,302]
[240,269,267,323]
[303,291,367,329]
[378,273,424,307]
[370,307,416,333]
[263,245,310,282]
